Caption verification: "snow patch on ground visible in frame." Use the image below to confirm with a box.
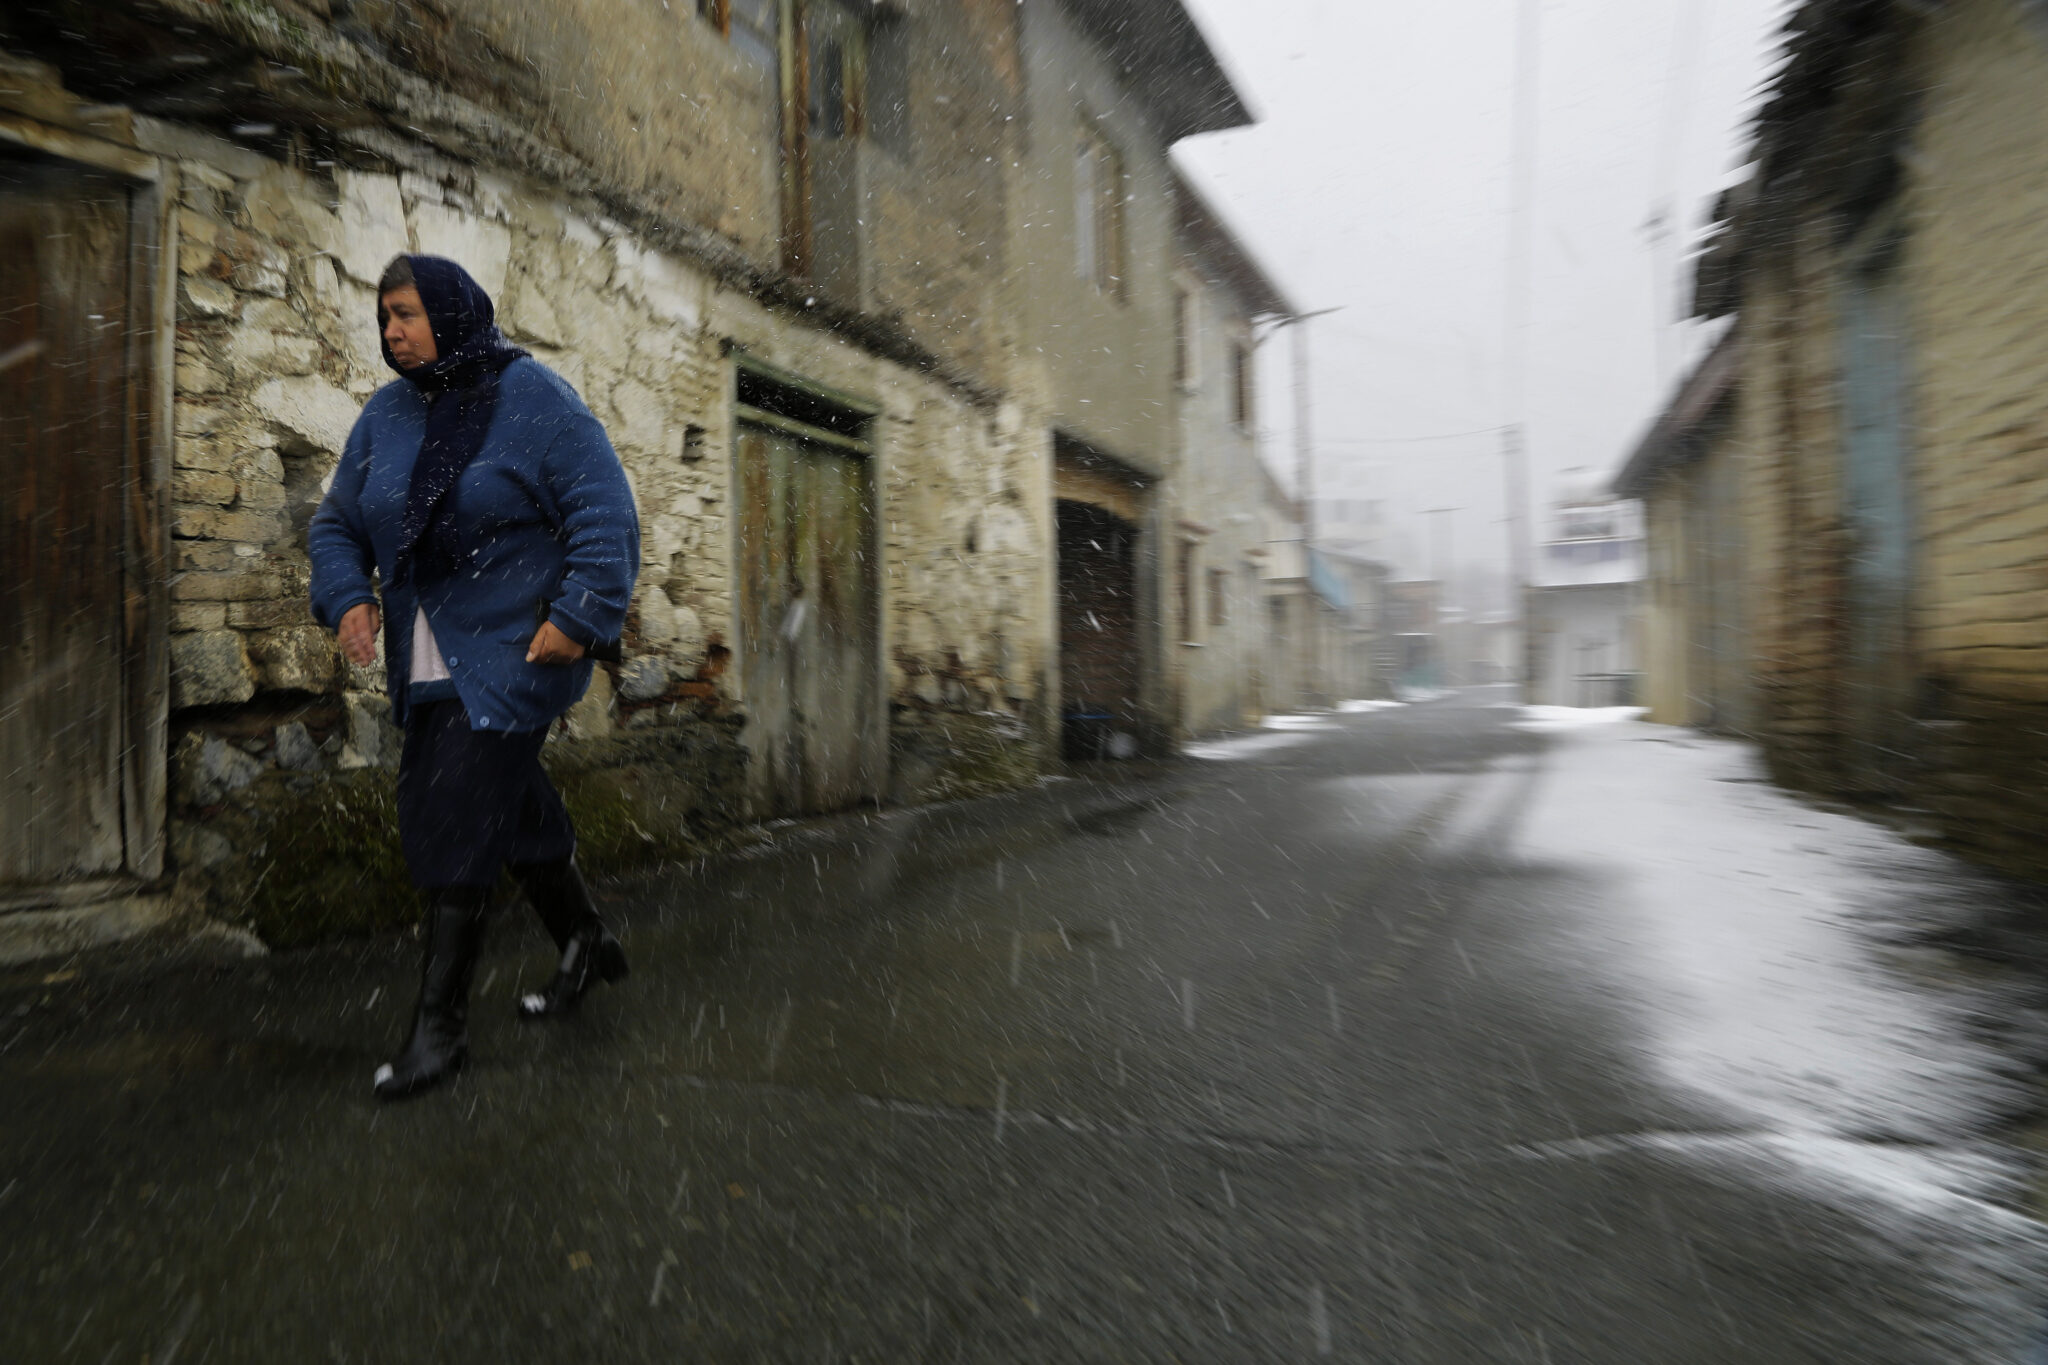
[1338,699,1406,713]
[1183,732,1319,762]
[1512,705,1647,730]
[1261,713,1335,731]
[1514,721,2034,1235]
[1184,712,1339,761]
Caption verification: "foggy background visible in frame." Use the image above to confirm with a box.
[1175,0,1791,608]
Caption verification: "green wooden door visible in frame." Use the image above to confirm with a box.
[737,420,880,814]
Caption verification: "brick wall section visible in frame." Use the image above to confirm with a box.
[1698,0,2048,878]
[1897,0,2048,873]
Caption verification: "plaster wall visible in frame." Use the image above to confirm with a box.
[1012,0,1178,475]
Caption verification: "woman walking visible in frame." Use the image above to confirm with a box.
[309,254,640,1100]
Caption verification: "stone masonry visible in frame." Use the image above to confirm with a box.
[1652,0,2048,882]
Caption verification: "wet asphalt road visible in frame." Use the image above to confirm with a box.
[0,693,2036,1361]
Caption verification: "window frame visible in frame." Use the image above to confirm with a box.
[1229,338,1254,431]
[1172,283,1199,391]
[1075,119,1127,300]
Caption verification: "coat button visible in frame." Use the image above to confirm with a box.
[447,656,459,666]
[478,717,490,727]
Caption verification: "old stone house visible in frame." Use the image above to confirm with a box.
[0,0,1272,952]
[1619,0,2048,880]
[1165,169,1293,738]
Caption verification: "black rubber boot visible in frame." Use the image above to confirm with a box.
[373,887,490,1100]
[512,857,628,1020]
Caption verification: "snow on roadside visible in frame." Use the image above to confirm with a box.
[1183,712,1333,761]
[1512,704,1647,729]
[1338,699,1406,713]
[1513,719,2037,1224]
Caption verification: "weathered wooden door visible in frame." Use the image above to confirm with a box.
[1839,238,1915,792]
[1,158,137,888]
[736,420,880,813]
[1056,499,1140,754]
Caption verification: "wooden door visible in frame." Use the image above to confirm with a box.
[736,420,879,813]
[1056,499,1140,752]
[1,158,136,887]
[1839,239,1915,792]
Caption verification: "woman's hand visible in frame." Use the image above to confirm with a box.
[339,602,381,667]
[527,620,587,666]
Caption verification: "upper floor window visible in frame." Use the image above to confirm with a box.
[702,0,904,277]
[1230,340,1253,429]
[1173,285,1198,389]
[1075,122,1126,298]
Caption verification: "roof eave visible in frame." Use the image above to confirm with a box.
[1059,0,1255,142]
[1612,327,1743,499]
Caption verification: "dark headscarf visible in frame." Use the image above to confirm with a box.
[382,254,529,589]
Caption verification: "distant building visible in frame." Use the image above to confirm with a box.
[1382,579,1442,693]
[1525,495,1644,707]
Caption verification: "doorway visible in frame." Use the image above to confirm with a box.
[2,151,161,892]
[1056,499,1141,758]
[734,362,881,814]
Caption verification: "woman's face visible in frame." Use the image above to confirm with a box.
[380,285,438,369]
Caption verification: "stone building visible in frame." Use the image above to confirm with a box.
[1619,0,2048,880]
[1165,169,1292,738]
[1615,328,1750,732]
[0,0,1266,951]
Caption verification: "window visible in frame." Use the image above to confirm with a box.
[1178,540,1199,643]
[1229,340,1253,430]
[1208,568,1229,630]
[807,1,870,145]
[702,0,895,277]
[867,12,911,157]
[701,0,778,70]
[1075,122,1126,297]
[1173,286,1198,389]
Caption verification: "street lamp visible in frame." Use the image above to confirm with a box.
[1253,306,1343,547]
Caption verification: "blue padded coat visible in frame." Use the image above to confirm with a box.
[308,357,640,733]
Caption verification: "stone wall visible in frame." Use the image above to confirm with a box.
[1698,0,2048,880]
[0,0,1276,942]
[328,0,1024,385]
[1894,0,2048,877]
[127,101,1049,935]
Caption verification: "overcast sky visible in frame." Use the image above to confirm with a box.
[1173,0,1790,585]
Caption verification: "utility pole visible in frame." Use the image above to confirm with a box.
[1423,507,1461,603]
[1502,0,1541,687]
[1294,320,1314,546]
[1253,305,1342,544]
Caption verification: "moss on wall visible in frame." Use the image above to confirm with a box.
[887,709,1043,808]
[174,718,750,949]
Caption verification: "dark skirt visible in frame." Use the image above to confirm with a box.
[395,699,576,889]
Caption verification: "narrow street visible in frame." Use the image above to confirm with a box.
[4,694,2043,1362]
